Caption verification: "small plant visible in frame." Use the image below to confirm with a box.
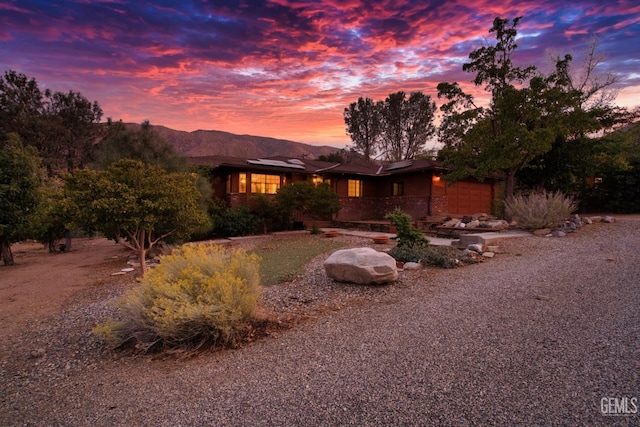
[388,244,477,268]
[310,222,321,234]
[505,190,577,230]
[94,243,261,352]
[385,208,429,248]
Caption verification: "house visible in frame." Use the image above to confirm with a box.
[189,155,501,222]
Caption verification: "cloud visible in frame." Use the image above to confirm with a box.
[0,0,638,144]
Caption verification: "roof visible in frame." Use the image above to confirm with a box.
[188,155,448,177]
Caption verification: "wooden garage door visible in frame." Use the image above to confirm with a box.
[446,181,492,215]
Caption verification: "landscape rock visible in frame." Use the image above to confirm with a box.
[589,216,602,223]
[483,220,509,230]
[551,230,566,237]
[603,216,615,223]
[324,247,398,285]
[584,217,593,225]
[467,243,484,253]
[461,215,473,224]
[482,252,495,258]
[533,228,552,236]
[466,220,480,228]
[442,218,461,227]
[403,262,421,270]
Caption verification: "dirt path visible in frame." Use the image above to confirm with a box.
[0,238,132,339]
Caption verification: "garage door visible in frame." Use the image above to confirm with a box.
[445,181,493,215]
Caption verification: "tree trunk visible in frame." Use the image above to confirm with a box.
[505,169,517,200]
[139,247,147,276]
[1,237,14,266]
[64,231,72,252]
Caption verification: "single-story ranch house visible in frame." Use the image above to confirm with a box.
[189,155,501,222]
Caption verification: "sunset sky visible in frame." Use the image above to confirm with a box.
[1,1,639,149]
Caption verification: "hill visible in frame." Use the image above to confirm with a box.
[122,123,340,159]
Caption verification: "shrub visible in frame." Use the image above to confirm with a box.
[388,244,477,268]
[209,199,258,237]
[385,208,429,248]
[94,243,261,352]
[505,190,577,230]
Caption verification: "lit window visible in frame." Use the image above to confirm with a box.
[348,179,362,197]
[392,182,404,196]
[251,174,280,194]
[239,173,247,193]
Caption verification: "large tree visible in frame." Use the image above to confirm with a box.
[45,90,103,174]
[0,70,102,176]
[379,91,436,161]
[437,17,572,198]
[0,134,43,265]
[344,97,383,160]
[66,159,210,274]
[93,120,188,172]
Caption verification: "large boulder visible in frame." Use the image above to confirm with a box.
[324,247,398,285]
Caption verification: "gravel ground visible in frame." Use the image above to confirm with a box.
[1,220,639,426]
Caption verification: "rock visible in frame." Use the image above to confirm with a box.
[473,213,490,221]
[486,245,501,253]
[127,260,141,267]
[121,267,135,272]
[403,262,421,270]
[324,247,398,285]
[584,217,593,225]
[29,348,46,359]
[551,230,566,237]
[461,215,473,224]
[603,216,615,223]
[457,222,466,228]
[533,228,552,236]
[442,218,460,227]
[467,243,484,253]
[466,219,480,228]
[482,251,495,258]
[111,271,127,276]
[484,219,509,230]
[589,216,602,223]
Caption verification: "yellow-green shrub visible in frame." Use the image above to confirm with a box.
[95,243,261,352]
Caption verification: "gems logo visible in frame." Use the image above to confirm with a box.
[601,397,638,416]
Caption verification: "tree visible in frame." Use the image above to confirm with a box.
[65,159,210,275]
[93,120,188,172]
[379,91,436,161]
[45,90,103,174]
[344,97,383,160]
[517,39,629,196]
[437,17,569,198]
[0,134,43,265]
[0,70,103,176]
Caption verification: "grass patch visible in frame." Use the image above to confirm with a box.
[250,234,346,286]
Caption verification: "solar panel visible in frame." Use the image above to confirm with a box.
[386,160,414,171]
[247,159,306,169]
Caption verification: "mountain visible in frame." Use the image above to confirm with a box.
[123,123,340,159]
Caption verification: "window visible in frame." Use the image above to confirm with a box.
[392,182,404,196]
[348,179,362,197]
[251,174,280,194]
[239,173,247,193]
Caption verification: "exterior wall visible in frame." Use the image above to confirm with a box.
[210,165,499,220]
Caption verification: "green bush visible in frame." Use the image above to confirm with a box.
[385,208,429,248]
[388,244,477,268]
[209,199,258,237]
[505,190,577,230]
[94,243,261,352]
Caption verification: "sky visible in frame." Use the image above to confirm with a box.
[1,1,639,149]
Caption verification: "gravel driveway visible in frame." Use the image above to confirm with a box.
[2,220,639,426]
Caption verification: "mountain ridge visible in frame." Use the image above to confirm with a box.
[123,123,340,159]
